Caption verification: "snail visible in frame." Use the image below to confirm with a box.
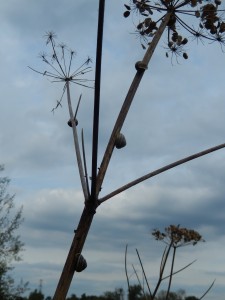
[75,253,87,272]
[135,61,148,71]
[115,133,126,149]
[67,117,78,127]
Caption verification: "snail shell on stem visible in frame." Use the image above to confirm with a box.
[75,253,87,272]
[115,133,126,149]
[68,117,78,127]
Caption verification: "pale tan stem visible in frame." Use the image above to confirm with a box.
[98,142,225,203]
[96,12,172,196]
[66,82,89,201]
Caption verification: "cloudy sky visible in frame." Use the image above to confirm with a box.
[1,0,225,299]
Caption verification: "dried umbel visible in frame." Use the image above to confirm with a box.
[74,253,87,272]
[115,133,127,149]
[152,224,204,247]
[124,0,225,60]
[29,32,93,113]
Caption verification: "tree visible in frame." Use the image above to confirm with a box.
[103,288,124,300]
[128,285,143,300]
[28,289,44,300]
[30,1,225,299]
[0,165,26,300]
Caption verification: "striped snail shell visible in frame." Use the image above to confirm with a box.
[115,133,126,149]
[67,117,78,127]
[75,254,87,272]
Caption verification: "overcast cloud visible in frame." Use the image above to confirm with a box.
[0,1,225,299]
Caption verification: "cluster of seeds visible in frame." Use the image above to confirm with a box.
[123,0,225,61]
[152,225,204,247]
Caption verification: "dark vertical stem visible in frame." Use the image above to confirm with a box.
[166,246,176,300]
[95,12,171,196]
[91,0,105,203]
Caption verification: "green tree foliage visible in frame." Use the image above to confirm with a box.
[0,164,26,300]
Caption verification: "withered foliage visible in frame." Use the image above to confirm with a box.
[152,224,205,247]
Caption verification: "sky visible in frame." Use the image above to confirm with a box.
[0,0,225,299]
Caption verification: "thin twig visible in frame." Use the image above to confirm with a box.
[66,82,89,200]
[75,94,82,118]
[132,264,148,300]
[98,142,225,203]
[125,244,130,293]
[199,279,216,300]
[152,243,172,299]
[166,247,176,299]
[81,129,90,197]
[136,249,152,298]
[162,259,196,280]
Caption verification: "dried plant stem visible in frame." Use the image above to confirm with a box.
[136,249,152,298]
[98,142,225,203]
[96,12,172,196]
[125,244,130,292]
[162,259,196,281]
[91,0,105,203]
[52,207,95,300]
[81,129,90,197]
[199,279,216,300]
[66,82,89,201]
[166,247,176,300]
[53,2,105,299]
[152,244,172,299]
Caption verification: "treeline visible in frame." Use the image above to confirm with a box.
[16,285,199,300]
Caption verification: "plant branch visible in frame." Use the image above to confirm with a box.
[66,82,89,201]
[95,12,172,196]
[91,0,105,204]
[199,279,216,300]
[81,129,90,197]
[166,247,176,299]
[152,243,172,299]
[136,249,152,298]
[98,142,225,203]
[52,206,95,300]
[125,244,130,292]
[162,259,196,280]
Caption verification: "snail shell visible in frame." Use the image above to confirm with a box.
[67,117,78,127]
[75,254,87,272]
[115,133,126,149]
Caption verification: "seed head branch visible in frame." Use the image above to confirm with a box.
[98,142,225,203]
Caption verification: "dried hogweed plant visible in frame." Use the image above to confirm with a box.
[30,1,225,300]
[29,31,93,200]
[126,225,214,300]
[124,0,225,62]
